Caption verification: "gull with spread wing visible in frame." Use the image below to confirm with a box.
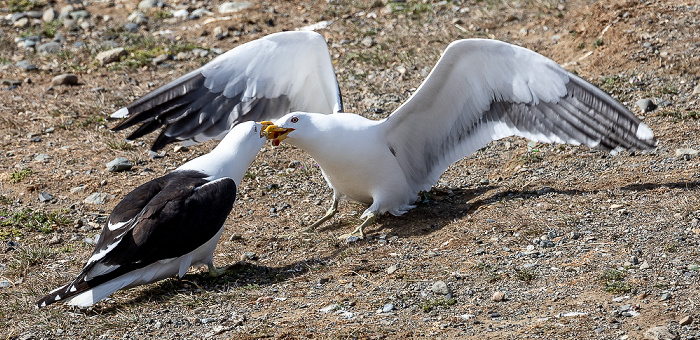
[264,38,657,239]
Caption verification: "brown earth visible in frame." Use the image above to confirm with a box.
[0,0,699,339]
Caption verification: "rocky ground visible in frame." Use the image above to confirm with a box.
[1,0,699,339]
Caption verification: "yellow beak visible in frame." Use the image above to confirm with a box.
[257,122,295,146]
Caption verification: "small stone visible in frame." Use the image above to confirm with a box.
[492,291,506,302]
[123,22,139,33]
[51,74,78,86]
[70,186,85,194]
[218,1,252,13]
[138,0,162,11]
[69,10,89,20]
[431,281,451,295]
[488,312,502,318]
[43,8,57,22]
[59,5,75,19]
[636,98,657,113]
[675,148,699,159]
[386,264,397,274]
[346,236,359,243]
[107,157,133,172]
[172,9,189,19]
[84,193,115,205]
[693,84,700,96]
[38,191,53,202]
[318,304,340,314]
[16,60,38,71]
[213,26,229,39]
[34,154,52,162]
[127,11,148,25]
[96,48,127,65]
[539,239,555,248]
[644,326,679,340]
[240,252,257,261]
[152,54,169,65]
[640,261,650,270]
[37,41,62,54]
[679,315,693,326]
[13,18,30,28]
[659,292,671,301]
[361,36,373,47]
[382,303,394,313]
[49,235,62,245]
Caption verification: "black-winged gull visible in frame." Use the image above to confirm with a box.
[264,38,657,239]
[37,121,269,308]
[110,31,342,151]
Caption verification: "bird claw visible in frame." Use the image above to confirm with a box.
[337,229,364,241]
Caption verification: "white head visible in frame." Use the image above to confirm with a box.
[177,121,268,184]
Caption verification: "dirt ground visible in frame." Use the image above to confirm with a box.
[1,0,699,339]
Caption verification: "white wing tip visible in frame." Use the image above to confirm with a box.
[111,107,129,119]
[636,123,654,141]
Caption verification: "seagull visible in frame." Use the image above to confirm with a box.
[109,31,342,151]
[263,38,657,239]
[36,121,270,308]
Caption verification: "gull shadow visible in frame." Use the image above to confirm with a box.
[371,180,700,239]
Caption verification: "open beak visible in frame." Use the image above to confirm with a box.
[257,122,295,146]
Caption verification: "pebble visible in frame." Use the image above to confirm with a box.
[37,42,62,54]
[59,5,74,20]
[693,84,700,96]
[107,157,133,172]
[51,74,79,86]
[49,235,62,245]
[172,9,189,19]
[361,36,373,47]
[124,22,139,33]
[636,98,657,112]
[640,261,650,270]
[675,148,699,159]
[240,251,257,261]
[219,1,252,13]
[492,291,506,302]
[70,10,89,20]
[127,12,148,25]
[43,8,57,22]
[540,239,555,248]
[488,312,502,318]
[386,264,397,274]
[318,304,340,314]
[643,326,678,340]
[13,18,30,28]
[84,234,100,246]
[38,191,53,202]
[34,154,52,162]
[16,60,38,71]
[679,315,693,326]
[431,281,452,295]
[346,236,359,243]
[138,0,162,11]
[659,292,671,301]
[84,193,115,205]
[382,303,394,313]
[96,48,127,65]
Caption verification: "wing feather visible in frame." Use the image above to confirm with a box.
[382,39,657,193]
[111,31,342,150]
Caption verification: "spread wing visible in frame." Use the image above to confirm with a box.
[111,31,343,151]
[382,39,656,193]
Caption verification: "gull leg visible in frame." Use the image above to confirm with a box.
[338,212,376,240]
[303,197,339,232]
[207,263,228,277]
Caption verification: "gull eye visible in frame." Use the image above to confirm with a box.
[291,116,299,123]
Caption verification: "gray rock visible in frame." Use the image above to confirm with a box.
[152,54,168,65]
[63,19,77,31]
[39,191,53,202]
[49,235,62,245]
[172,9,189,19]
[127,11,148,25]
[84,193,115,205]
[0,279,11,288]
[123,22,139,33]
[636,98,657,113]
[70,186,85,194]
[13,18,30,28]
[37,41,61,54]
[240,251,257,261]
[361,36,373,47]
[213,26,228,39]
[318,303,340,314]
[96,48,126,65]
[382,303,394,313]
[84,234,100,245]
[640,261,650,270]
[11,13,27,22]
[693,84,700,96]
[43,8,57,22]
[540,239,555,248]
[659,292,671,301]
[34,154,52,162]
[386,264,397,274]
[431,281,451,295]
[51,74,79,86]
[138,0,162,11]
[492,291,506,302]
[643,326,679,340]
[190,8,213,18]
[218,1,252,13]
[107,157,133,172]
[679,315,693,326]
[69,10,90,20]
[59,5,75,20]
[675,148,699,159]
